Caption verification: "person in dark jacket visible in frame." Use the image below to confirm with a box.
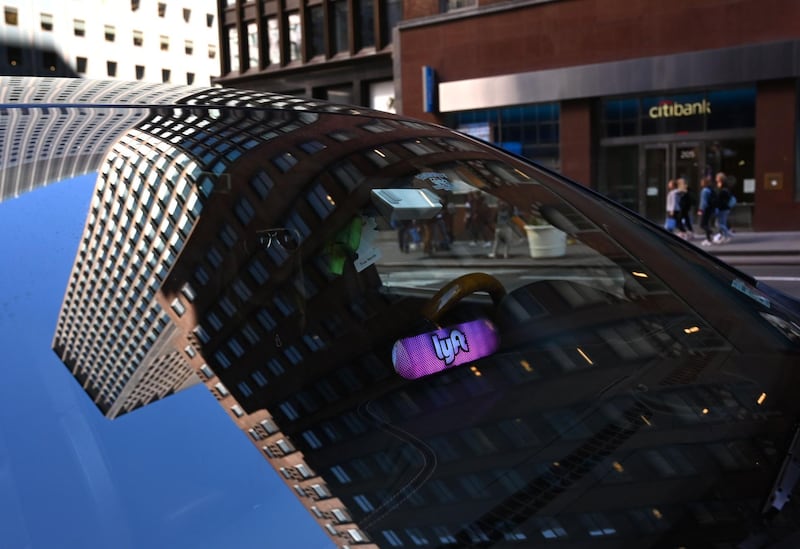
[677,178,694,239]
[713,172,733,244]
[697,176,717,246]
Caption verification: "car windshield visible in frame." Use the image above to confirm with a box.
[3,77,800,548]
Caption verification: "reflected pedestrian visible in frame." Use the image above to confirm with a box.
[488,201,513,259]
[396,220,412,253]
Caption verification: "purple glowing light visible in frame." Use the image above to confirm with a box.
[392,319,499,380]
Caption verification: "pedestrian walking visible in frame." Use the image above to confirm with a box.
[677,178,694,238]
[664,179,678,232]
[698,175,717,246]
[713,172,734,244]
[488,201,513,258]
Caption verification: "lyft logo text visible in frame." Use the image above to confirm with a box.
[431,329,469,365]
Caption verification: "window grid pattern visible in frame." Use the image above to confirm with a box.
[52,121,206,417]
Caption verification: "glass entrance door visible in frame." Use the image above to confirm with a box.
[643,145,668,222]
[642,142,703,223]
[673,143,703,199]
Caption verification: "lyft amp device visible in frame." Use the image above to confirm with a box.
[392,318,499,380]
[370,188,442,222]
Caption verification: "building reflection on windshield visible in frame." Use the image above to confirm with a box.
[0,77,791,547]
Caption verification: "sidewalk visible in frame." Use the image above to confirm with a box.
[376,229,800,268]
[690,230,800,259]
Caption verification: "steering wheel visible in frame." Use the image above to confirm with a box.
[421,272,507,322]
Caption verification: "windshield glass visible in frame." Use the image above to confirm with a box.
[3,77,800,548]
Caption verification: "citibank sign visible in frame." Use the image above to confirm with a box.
[649,99,711,119]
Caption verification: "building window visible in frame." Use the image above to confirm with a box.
[234,324,257,347]
[133,30,143,46]
[231,404,244,417]
[451,103,561,170]
[75,57,88,74]
[252,370,268,387]
[170,298,186,316]
[185,39,194,55]
[161,69,171,83]
[199,364,214,378]
[207,246,223,268]
[358,0,375,49]
[261,418,279,435]
[266,17,279,65]
[247,258,269,285]
[271,152,298,173]
[206,13,214,27]
[217,224,237,249]
[279,401,299,420]
[302,430,322,449]
[40,13,53,31]
[184,345,197,359]
[73,19,85,36]
[296,463,313,479]
[307,183,336,219]
[4,7,18,26]
[193,325,210,344]
[257,309,277,331]
[227,336,246,357]
[134,65,145,80]
[106,61,117,77]
[226,26,239,72]
[160,35,169,51]
[181,282,196,302]
[277,439,296,454]
[331,161,364,192]
[234,197,255,225]
[249,170,273,199]
[183,8,191,22]
[309,6,324,58]
[300,140,326,155]
[237,381,253,398]
[214,382,229,396]
[207,312,223,332]
[330,465,352,484]
[332,1,348,54]
[158,2,166,17]
[441,0,477,11]
[104,25,115,41]
[219,296,237,317]
[382,0,402,46]
[382,530,403,547]
[286,12,301,62]
[246,22,258,68]
[186,72,195,85]
[354,494,374,512]
[214,350,232,369]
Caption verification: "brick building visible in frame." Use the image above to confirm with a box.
[395,0,800,230]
